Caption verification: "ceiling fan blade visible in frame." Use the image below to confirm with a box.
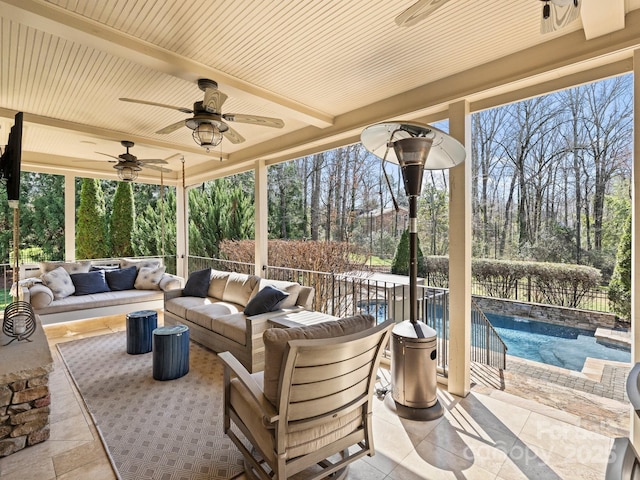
[119,98,193,114]
[95,152,119,161]
[161,153,182,162]
[202,88,228,114]
[138,159,167,165]
[541,0,580,34]
[73,158,116,164]
[395,0,451,27]
[223,113,284,128]
[225,126,245,144]
[156,120,186,135]
[144,165,173,173]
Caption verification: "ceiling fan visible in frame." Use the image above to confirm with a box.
[120,79,285,151]
[395,0,451,27]
[395,0,579,34]
[540,0,580,34]
[91,140,177,182]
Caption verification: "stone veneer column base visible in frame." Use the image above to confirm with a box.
[0,315,53,457]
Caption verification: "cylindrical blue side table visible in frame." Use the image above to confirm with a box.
[126,310,158,354]
[152,325,190,381]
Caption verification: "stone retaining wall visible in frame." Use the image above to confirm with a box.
[473,296,620,331]
[0,316,53,457]
[0,375,50,456]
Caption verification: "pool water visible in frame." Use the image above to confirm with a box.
[485,312,630,371]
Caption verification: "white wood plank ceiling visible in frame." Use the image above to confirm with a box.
[0,0,638,185]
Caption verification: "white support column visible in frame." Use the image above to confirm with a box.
[447,100,472,397]
[176,181,188,279]
[64,175,75,262]
[254,159,268,277]
[631,49,640,448]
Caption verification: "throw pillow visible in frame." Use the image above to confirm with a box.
[260,280,301,308]
[182,268,212,297]
[134,266,166,290]
[262,314,375,406]
[70,270,110,296]
[41,266,75,299]
[244,285,289,316]
[105,266,138,291]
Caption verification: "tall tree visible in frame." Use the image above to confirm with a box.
[76,178,109,259]
[132,187,177,258]
[109,181,135,257]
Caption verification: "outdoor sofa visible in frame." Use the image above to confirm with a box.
[17,258,183,325]
[163,267,315,373]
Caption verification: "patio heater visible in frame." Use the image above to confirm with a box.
[361,121,465,420]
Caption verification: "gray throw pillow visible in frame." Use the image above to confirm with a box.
[182,268,212,297]
[70,270,110,295]
[244,285,288,316]
[41,266,75,299]
[105,266,138,291]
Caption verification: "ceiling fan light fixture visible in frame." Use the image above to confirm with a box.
[117,166,139,182]
[192,122,223,151]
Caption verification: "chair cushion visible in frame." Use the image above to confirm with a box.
[41,266,75,299]
[262,314,375,405]
[222,273,260,306]
[134,266,166,290]
[244,285,288,316]
[105,266,137,291]
[70,270,110,295]
[182,268,212,297]
[230,373,363,461]
[260,280,301,308]
[207,270,230,299]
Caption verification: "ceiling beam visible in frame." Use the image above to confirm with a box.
[0,0,334,129]
[581,0,625,40]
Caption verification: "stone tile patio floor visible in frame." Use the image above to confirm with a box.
[0,315,631,479]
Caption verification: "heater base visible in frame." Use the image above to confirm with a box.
[384,393,444,421]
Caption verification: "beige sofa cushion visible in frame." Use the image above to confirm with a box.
[165,296,212,318]
[39,260,91,275]
[210,312,247,345]
[262,314,375,405]
[120,258,162,270]
[207,270,230,299]
[222,273,260,306]
[185,302,243,332]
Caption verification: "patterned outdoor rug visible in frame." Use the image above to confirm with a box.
[57,331,244,480]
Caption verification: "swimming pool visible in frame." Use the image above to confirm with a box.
[485,312,630,371]
[357,300,630,371]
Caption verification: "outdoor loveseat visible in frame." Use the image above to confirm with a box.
[17,258,183,325]
[163,267,315,373]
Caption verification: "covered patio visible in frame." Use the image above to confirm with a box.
[1,0,640,477]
